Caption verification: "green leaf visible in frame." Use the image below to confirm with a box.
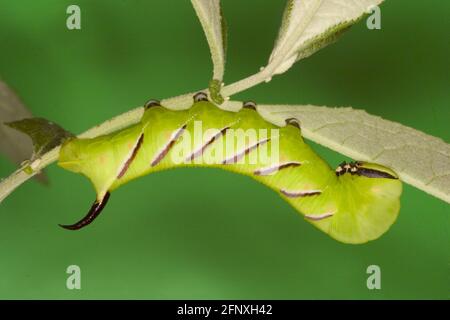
[294,21,354,61]
[257,104,450,204]
[5,117,74,164]
[191,0,227,82]
[268,0,384,75]
[0,79,33,162]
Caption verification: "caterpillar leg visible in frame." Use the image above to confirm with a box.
[59,192,111,230]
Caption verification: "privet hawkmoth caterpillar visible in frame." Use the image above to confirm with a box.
[58,92,402,244]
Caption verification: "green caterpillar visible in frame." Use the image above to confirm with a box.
[58,93,402,244]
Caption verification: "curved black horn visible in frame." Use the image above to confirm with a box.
[59,192,111,230]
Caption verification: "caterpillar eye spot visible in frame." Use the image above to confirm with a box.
[243,101,257,110]
[336,161,353,176]
[335,166,344,176]
[144,99,161,109]
[285,118,301,129]
[193,92,208,102]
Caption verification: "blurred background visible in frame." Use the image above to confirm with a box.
[0,0,448,299]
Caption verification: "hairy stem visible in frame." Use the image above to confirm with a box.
[221,67,273,97]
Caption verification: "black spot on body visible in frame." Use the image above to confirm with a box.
[285,118,301,129]
[193,92,208,102]
[144,99,161,109]
[243,101,257,110]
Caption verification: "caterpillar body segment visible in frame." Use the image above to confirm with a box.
[58,96,402,244]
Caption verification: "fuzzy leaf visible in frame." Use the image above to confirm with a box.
[269,0,384,75]
[257,104,450,204]
[0,79,49,182]
[6,118,74,163]
[191,0,227,82]
[0,80,33,163]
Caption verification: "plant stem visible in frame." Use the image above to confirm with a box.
[0,148,59,203]
[221,67,273,98]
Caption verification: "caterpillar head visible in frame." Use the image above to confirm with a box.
[307,161,402,244]
[335,161,398,179]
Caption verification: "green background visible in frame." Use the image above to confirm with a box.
[0,0,448,299]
